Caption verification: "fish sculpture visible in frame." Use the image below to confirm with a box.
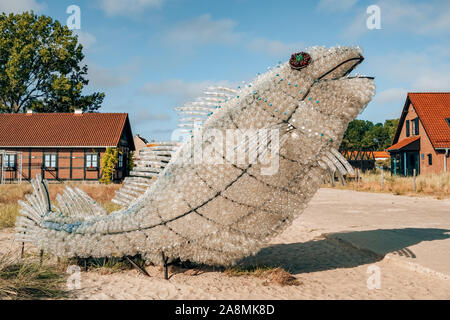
[15,46,375,268]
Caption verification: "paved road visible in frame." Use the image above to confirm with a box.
[304,189,450,278]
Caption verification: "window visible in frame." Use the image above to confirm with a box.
[86,154,98,168]
[406,120,410,137]
[3,154,16,168]
[414,118,419,135]
[446,118,450,128]
[428,154,432,166]
[118,154,123,168]
[44,154,57,168]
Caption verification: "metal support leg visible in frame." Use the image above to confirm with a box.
[39,249,44,266]
[126,256,150,277]
[161,252,169,280]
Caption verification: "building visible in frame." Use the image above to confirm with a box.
[387,93,450,176]
[0,111,135,183]
[133,134,148,160]
[373,151,390,161]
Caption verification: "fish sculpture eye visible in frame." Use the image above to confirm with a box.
[289,51,311,70]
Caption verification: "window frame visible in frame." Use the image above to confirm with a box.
[44,153,57,169]
[414,118,419,135]
[85,153,99,170]
[3,154,16,169]
[118,153,123,168]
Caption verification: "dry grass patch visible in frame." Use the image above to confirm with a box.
[0,204,19,228]
[325,171,450,199]
[0,252,67,300]
[225,265,300,286]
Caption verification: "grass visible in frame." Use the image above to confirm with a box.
[225,265,300,286]
[0,252,67,300]
[71,256,139,275]
[0,204,20,228]
[325,171,450,199]
[0,183,122,229]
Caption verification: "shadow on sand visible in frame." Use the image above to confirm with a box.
[238,228,450,274]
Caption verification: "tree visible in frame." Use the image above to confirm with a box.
[0,11,104,113]
[340,120,374,150]
[384,119,399,145]
[361,123,391,150]
[340,118,400,151]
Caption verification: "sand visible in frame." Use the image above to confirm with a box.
[1,188,449,300]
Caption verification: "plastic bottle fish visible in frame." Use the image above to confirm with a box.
[15,46,375,268]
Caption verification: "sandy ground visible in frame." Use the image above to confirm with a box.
[1,188,449,300]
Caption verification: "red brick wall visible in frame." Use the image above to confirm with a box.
[0,148,108,182]
[398,103,448,174]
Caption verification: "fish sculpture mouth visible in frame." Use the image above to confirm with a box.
[318,54,365,79]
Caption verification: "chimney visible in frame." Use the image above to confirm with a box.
[26,109,34,115]
[74,108,83,114]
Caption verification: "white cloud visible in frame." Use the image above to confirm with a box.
[132,109,171,125]
[164,14,242,46]
[373,88,408,104]
[163,14,304,58]
[0,0,45,13]
[140,79,237,104]
[371,50,450,92]
[317,0,358,11]
[246,38,304,57]
[73,31,96,50]
[88,64,131,88]
[343,0,450,38]
[412,73,450,92]
[97,0,163,17]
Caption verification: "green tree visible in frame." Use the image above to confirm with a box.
[0,11,104,113]
[340,118,400,151]
[361,123,391,150]
[384,119,399,145]
[340,120,374,150]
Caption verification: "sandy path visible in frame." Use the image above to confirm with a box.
[1,189,449,300]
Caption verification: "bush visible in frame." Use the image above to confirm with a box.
[100,147,119,184]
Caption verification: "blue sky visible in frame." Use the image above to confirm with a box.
[2,0,450,141]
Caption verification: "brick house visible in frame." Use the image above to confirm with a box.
[387,93,450,176]
[0,111,135,183]
[133,134,148,160]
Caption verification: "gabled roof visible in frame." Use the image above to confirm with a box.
[393,93,450,149]
[135,134,148,144]
[387,136,420,152]
[0,113,134,148]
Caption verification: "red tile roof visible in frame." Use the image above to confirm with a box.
[373,151,390,158]
[0,113,130,147]
[387,136,420,151]
[408,93,450,149]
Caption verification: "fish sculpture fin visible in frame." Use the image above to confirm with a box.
[319,147,354,185]
[112,141,179,207]
[14,174,109,243]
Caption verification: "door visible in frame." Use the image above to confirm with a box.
[406,152,420,176]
